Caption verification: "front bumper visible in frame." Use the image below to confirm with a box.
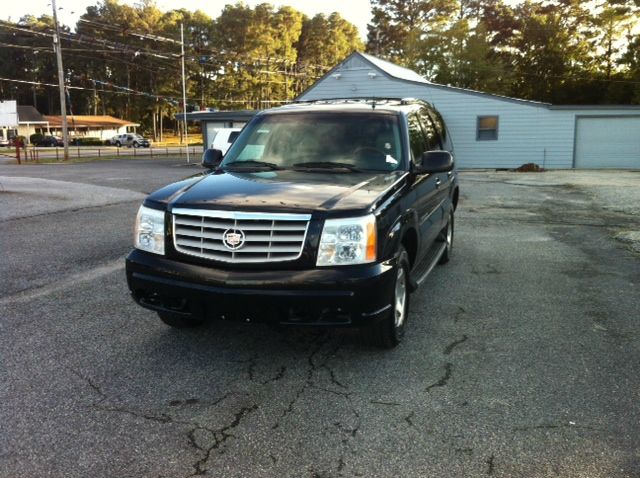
[125,249,397,327]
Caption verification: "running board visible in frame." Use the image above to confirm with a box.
[408,242,447,291]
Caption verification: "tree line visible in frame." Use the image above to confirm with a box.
[0,0,363,136]
[367,0,640,104]
[1,0,639,136]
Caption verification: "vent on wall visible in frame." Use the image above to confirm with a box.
[368,72,378,79]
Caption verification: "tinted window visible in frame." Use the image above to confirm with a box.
[407,113,427,164]
[429,109,452,151]
[223,113,404,172]
[418,107,440,150]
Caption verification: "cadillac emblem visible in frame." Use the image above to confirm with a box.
[222,228,246,250]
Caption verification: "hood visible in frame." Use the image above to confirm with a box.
[146,169,406,214]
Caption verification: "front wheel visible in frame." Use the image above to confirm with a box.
[361,247,410,349]
[115,141,121,147]
[158,312,204,328]
[133,142,140,148]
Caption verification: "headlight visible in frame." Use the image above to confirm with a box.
[134,205,165,255]
[317,214,377,266]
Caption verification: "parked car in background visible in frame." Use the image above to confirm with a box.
[210,128,241,155]
[35,136,63,147]
[0,137,9,147]
[113,133,151,148]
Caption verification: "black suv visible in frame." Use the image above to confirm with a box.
[126,99,459,348]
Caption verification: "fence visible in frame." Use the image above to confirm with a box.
[10,145,204,163]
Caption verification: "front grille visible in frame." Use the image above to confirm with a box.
[172,208,311,263]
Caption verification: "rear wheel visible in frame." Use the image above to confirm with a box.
[361,247,410,349]
[158,312,204,328]
[438,211,454,265]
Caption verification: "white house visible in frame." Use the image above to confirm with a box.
[297,52,640,169]
[44,115,138,140]
[0,100,18,143]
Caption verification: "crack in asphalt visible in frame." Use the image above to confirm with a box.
[425,363,453,392]
[512,422,596,432]
[185,404,259,477]
[444,335,468,355]
[271,334,359,476]
[370,400,401,406]
[404,411,415,427]
[91,405,176,424]
[67,366,108,404]
[272,334,331,429]
[486,454,495,475]
[453,306,467,322]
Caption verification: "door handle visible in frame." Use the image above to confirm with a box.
[447,171,453,178]
[435,178,441,188]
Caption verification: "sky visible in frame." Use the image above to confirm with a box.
[2,0,374,39]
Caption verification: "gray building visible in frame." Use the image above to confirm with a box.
[187,52,640,169]
[298,52,640,169]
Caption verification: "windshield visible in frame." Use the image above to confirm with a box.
[221,112,404,172]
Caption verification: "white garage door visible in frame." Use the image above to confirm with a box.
[574,117,640,168]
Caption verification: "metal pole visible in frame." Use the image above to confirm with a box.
[51,0,69,161]
[180,23,190,164]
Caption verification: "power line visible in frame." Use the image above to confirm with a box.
[0,77,290,104]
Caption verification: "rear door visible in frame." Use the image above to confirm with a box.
[419,107,449,228]
[407,112,441,263]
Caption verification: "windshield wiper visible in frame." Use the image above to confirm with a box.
[222,160,283,170]
[292,161,362,172]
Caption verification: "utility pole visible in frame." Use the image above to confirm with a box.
[51,0,69,160]
[180,23,190,164]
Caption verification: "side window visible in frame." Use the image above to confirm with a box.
[429,109,452,151]
[477,116,499,141]
[417,107,440,150]
[407,113,427,163]
[228,131,240,144]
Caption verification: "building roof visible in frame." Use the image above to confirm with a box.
[302,52,640,111]
[359,52,431,85]
[44,115,138,128]
[17,105,47,123]
[299,51,551,107]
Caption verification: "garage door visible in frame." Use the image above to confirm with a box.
[574,117,640,168]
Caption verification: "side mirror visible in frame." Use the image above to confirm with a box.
[416,150,454,174]
[202,148,223,169]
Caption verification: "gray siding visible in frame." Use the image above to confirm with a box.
[299,56,640,169]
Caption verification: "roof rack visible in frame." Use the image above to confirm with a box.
[291,97,426,107]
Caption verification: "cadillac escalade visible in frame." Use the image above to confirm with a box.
[125,98,459,348]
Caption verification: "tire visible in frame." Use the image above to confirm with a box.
[133,142,139,148]
[438,211,454,265]
[158,312,204,328]
[115,141,121,147]
[361,247,410,349]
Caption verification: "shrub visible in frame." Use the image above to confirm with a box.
[71,137,103,146]
[30,133,44,144]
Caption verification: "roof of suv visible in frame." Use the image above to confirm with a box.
[265,98,427,116]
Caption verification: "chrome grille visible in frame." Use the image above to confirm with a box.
[172,208,311,263]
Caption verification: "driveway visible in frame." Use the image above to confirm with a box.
[1,160,638,477]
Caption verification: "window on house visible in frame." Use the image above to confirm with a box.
[477,116,499,141]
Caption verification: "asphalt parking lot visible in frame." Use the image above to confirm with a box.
[1,159,639,478]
